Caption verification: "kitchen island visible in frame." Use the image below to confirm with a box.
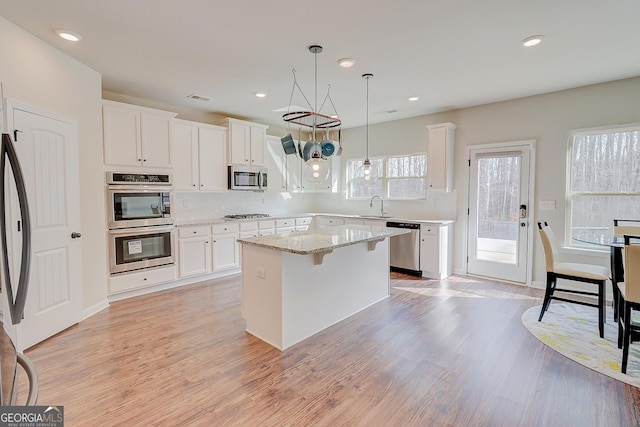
[237,225,408,350]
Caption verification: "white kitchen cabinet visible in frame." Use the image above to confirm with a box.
[314,216,345,229]
[362,219,386,230]
[258,219,276,236]
[287,152,341,193]
[294,217,312,231]
[177,225,212,278]
[426,122,456,192]
[172,119,227,191]
[212,223,240,271]
[108,265,176,295]
[239,221,259,238]
[264,135,287,192]
[103,100,177,168]
[224,118,268,166]
[420,223,453,279]
[275,218,295,234]
[286,153,303,192]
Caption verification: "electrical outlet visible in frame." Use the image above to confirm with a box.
[257,268,266,279]
[539,200,556,210]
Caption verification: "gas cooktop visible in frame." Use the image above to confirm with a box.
[224,213,271,219]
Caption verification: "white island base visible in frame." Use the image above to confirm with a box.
[241,235,390,350]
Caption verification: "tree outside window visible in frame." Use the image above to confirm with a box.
[568,126,640,246]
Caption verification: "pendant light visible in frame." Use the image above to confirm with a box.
[362,73,373,180]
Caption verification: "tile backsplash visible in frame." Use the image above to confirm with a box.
[173,191,316,221]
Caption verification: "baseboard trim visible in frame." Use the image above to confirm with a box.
[83,299,109,320]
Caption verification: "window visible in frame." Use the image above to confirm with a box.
[347,158,383,198]
[387,154,426,198]
[568,125,640,246]
[347,153,426,199]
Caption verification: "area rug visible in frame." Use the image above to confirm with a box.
[522,303,640,387]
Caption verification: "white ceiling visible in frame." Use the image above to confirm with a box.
[1,0,639,129]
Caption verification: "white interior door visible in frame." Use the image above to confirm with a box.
[8,101,82,350]
[467,143,533,284]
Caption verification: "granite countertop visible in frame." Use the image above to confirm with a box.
[174,213,454,227]
[237,224,410,255]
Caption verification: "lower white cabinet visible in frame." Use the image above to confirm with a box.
[178,225,212,277]
[109,265,177,295]
[420,223,453,279]
[295,217,312,231]
[314,216,345,229]
[212,223,240,271]
[258,219,275,236]
[178,223,240,278]
[276,218,295,234]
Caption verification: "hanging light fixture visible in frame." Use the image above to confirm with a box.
[362,73,373,180]
[282,45,341,182]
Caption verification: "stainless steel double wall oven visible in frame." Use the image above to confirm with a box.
[107,172,175,274]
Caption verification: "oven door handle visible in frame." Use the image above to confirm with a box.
[107,185,173,192]
[109,225,175,236]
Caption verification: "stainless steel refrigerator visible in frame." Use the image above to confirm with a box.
[0,89,38,405]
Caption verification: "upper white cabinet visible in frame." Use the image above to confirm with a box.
[264,135,288,192]
[103,100,177,168]
[285,151,341,193]
[172,119,227,191]
[426,122,456,192]
[224,118,268,166]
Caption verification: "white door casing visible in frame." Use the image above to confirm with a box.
[8,101,82,351]
[467,141,535,284]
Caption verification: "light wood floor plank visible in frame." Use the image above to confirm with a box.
[17,273,640,426]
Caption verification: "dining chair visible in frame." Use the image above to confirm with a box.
[611,220,640,321]
[538,221,609,338]
[617,235,640,373]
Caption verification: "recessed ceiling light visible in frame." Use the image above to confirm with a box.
[521,35,544,47]
[408,96,419,102]
[55,29,82,42]
[337,58,355,68]
[254,92,267,98]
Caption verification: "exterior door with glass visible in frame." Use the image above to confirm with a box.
[467,142,534,284]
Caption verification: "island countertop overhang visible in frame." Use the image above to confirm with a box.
[236,224,409,255]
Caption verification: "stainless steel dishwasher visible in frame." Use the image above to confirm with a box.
[386,221,421,276]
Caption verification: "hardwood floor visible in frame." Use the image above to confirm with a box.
[18,273,640,426]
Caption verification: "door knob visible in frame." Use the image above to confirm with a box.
[71,232,82,239]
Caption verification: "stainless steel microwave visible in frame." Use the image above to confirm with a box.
[228,165,268,191]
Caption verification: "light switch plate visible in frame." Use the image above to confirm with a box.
[539,200,556,210]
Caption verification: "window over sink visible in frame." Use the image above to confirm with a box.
[346,153,426,199]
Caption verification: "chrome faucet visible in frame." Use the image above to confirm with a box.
[370,195,386,217]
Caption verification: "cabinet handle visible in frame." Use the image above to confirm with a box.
[137,158,142,161]
[193,231,197,234]
[193,184,196,187]
[143,159,147,162]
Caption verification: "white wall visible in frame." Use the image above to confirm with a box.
[0,17,107,311]
[328,76,640,285]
